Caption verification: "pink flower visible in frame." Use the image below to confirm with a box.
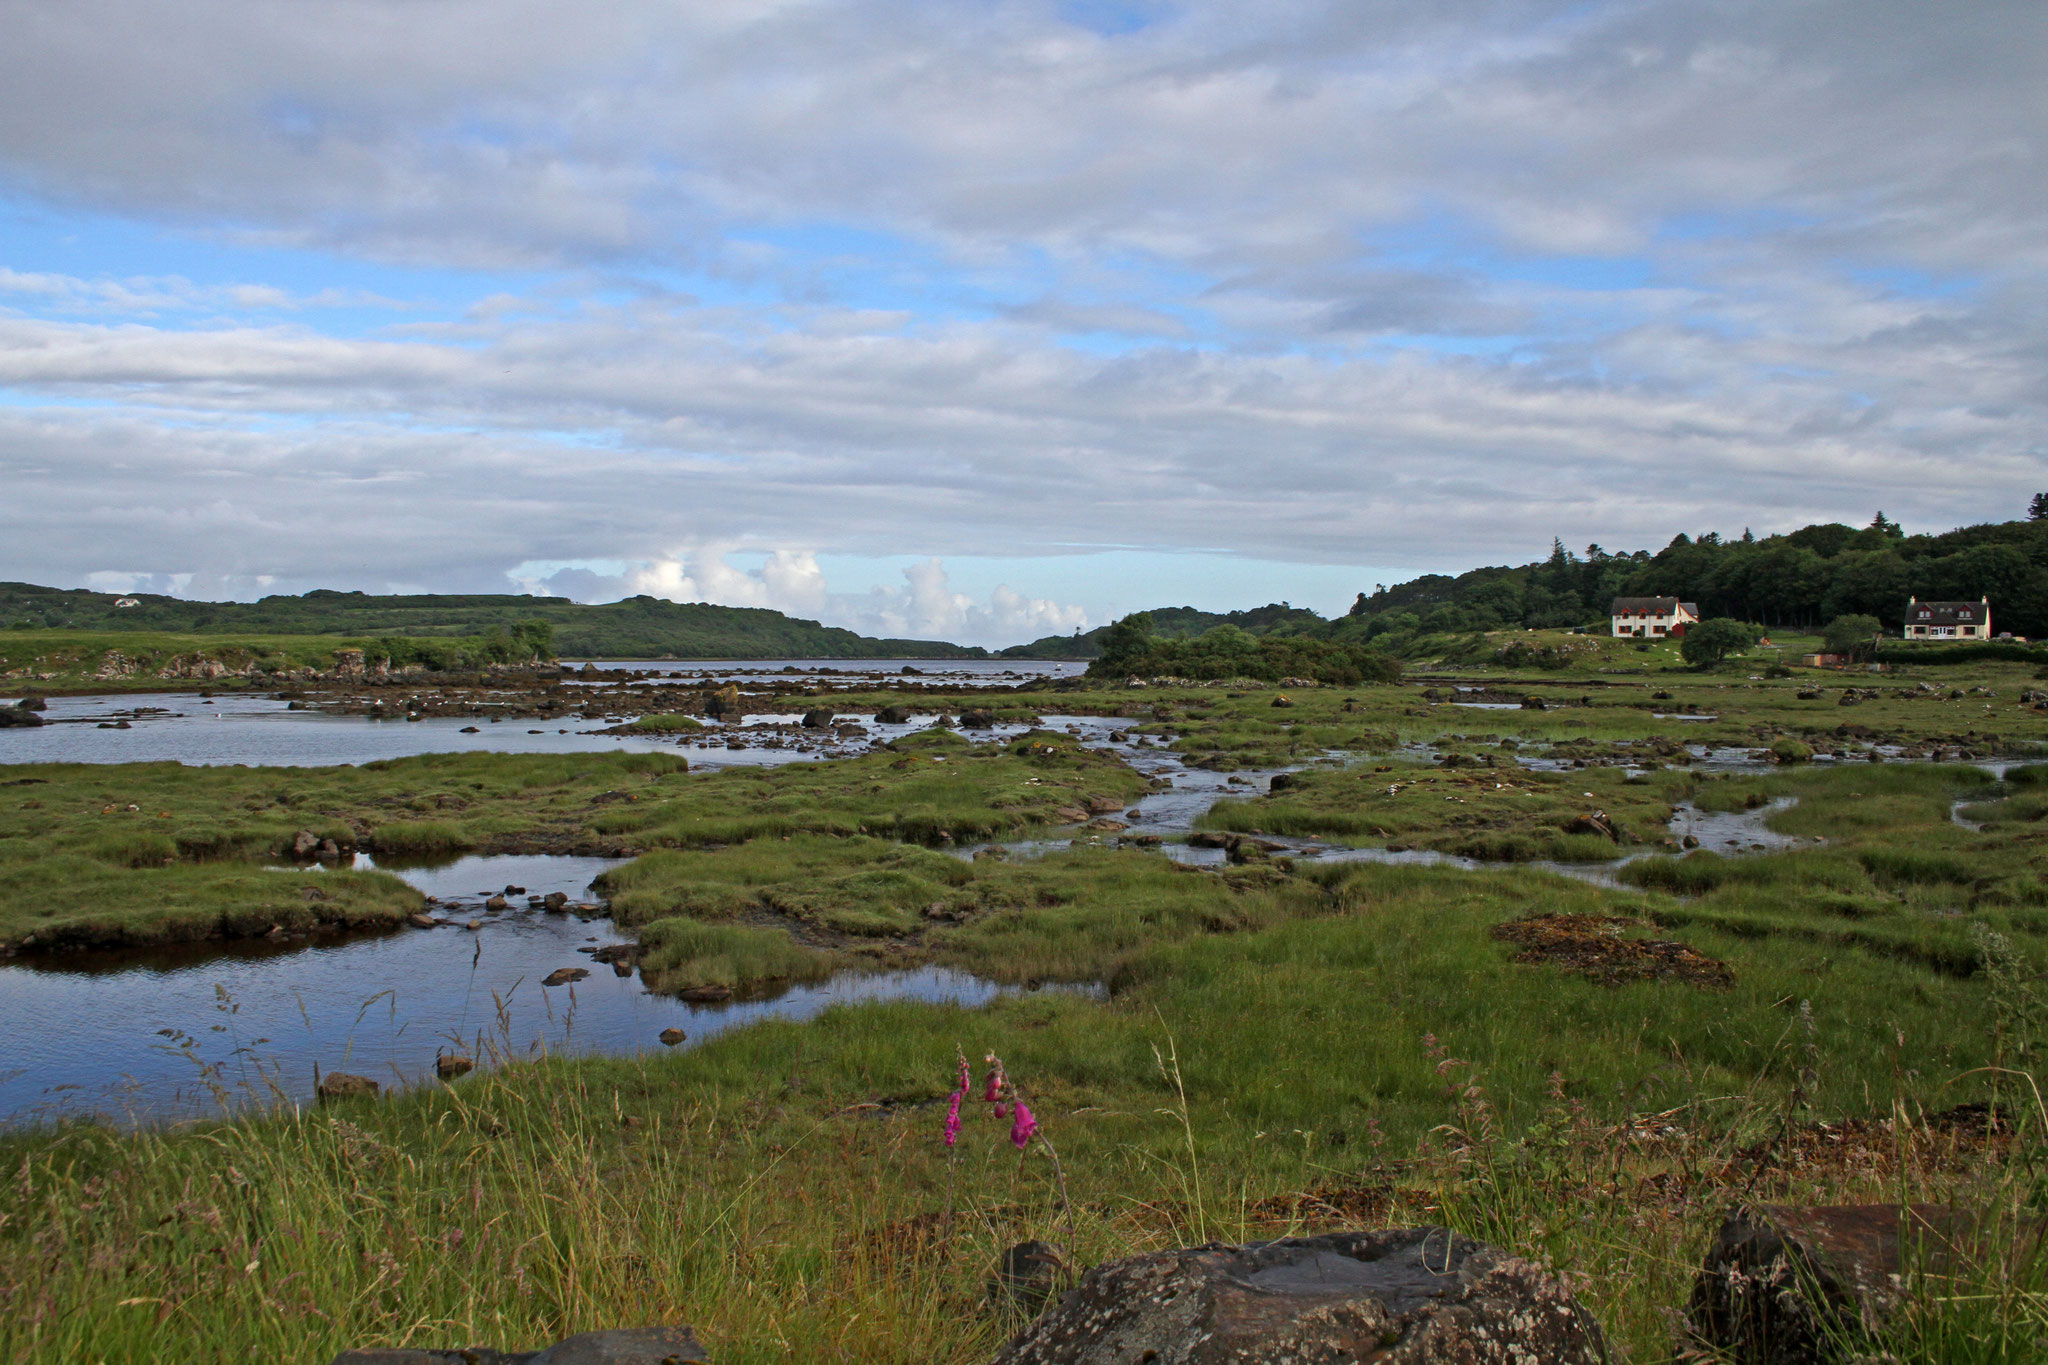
[943,1089,964,1147]
[992,1103,1009,1119]
[982,1068,1004,1103]
[1010,1101,1038,1149]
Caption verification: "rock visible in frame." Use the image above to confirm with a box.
[1682,834,1701,850]
[801,707,835,729]
[1686,1203,2019,1363]
[435,1054,473,1081]
[875,704,913,724]
[1270,694,1294,708]
[990,1240,1069,1315]
[407,913,438,929]
[959,708,997,728]
[292,829,320,858]
[543,967,591,987]
[994,1228,1606,1364]
[1521,695,1547,710]
[465,919,483,931]
[460,725,481,733]
[677,984,733,1003]
[317,1072,380,1102]
[543,891,570,911]
[486,894,509,911]
[318,838,342,860]
[1186,831,1230,849]
[703,684,743,719]
[1267,772,1300,792]
[0,705,43,728]
[1084,795,1126,814]
[16,697,46,711]
[1084,818,1128,832]
[1563,810,1617,840]
[659,1027,687,1046]
[329,1325,709,1365]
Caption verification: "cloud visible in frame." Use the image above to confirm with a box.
[0,1,2043,632]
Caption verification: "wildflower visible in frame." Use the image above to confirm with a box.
[944,1089,964,1147]
[1010,1101,1038,1149]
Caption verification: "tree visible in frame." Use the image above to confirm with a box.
[1093,612,1156,674]
[1823,614,1883,660]
[2030,493,2048,522]
[1680,617,1761,668]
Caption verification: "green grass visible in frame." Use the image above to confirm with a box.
[0,736,1140,949]
[1199,761,1691,860]
[621,712,704,732]
[4,653,2048,1360]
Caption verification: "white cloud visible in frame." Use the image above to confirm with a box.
[614,547,1087,647]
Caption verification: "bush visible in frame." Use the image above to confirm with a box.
[1680,618,1764,668]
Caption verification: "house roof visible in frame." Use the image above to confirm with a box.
[1679,603,1700,617]
[1610,597,1680,613]
[1906,598,1990,627]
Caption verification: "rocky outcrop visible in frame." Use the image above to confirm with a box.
[329,1324,708,1364]
[875,704,913,724]
[995,1228,1606,1364]
[0,701,44,728]
[801,708,836,728]
[1686,1203,2030,1363]
[542,967,590,987]
[317,1072,380,1102]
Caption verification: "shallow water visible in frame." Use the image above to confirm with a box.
[0,851,1092,1129]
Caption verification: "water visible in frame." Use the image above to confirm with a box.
[0,851,1088,1129]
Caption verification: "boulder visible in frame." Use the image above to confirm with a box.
[1084,795,1127,814]
[542,967,591,987]
[875,704,913,725]
[435,1054,473,1081]
[543,891,570,911]
[1521,695,1547,710]
[994,1228,1606,1364]
[1270,694,1294,708]
[959,708,997,728]
[1563,811,1617,840]
[293,829,320,858]
[486,894,509,911]
[1686,1203,2025,1363]
[15,696,46,711]
[659,1027,687,1046]
[0,703,43,728]
[678,984,734,1003]
[407,913,438,929]
[702,684,743,719]
[801,708,835,729]
[329,1325,709,1365]
[316,1072,380,1102]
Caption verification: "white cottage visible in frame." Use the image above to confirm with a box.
[1902,596,1991,641]
[1610,596,1700,639]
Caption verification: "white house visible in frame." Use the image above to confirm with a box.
[1902,596,1991,641]
[1610,596,1700,639]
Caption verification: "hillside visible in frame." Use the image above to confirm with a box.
[1000,602,1326,659]
[0,585,987,660]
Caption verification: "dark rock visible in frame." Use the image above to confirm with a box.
[800,708,835,729]
[1270,694,1294,708]
[702,684,743,719]
[0,703,43,728]
[407,913,438,929]
[990,1239,1069,1315]
[1186,831,1230,849]
[959,708,996,728]
[678,984,733,1002]
[1084,794,1126,814]
[1521,695,1547,710]
[460,726,481,733]
[435,1054,473,1081]
[16,697,46,711]
[874,704,913,724]
[292,829,320,858]
[659,1027,687,1046]
[318,839,342,860]
[1686,1203,2026,1363]
[486,894,509,911]
[543,891,570,911]
[1682,834,1700,850]
[317,1072,380,1102]
[542,967,591,987]
[994,1228,1606,1364]
[1267,772,1300,793]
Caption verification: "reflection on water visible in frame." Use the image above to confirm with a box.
[0,852,1094,1130]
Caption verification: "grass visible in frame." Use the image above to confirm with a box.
[4,649,2048,1360]
[1199,760,1691,860]
[621,713,704,732]
[0,736,1140,949]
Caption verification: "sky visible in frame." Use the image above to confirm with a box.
[1,0,2043,647]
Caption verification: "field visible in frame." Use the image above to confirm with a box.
[2,640,2047,1362]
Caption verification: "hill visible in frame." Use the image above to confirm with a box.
[0,585,988,660]
[1000,603,1327,659]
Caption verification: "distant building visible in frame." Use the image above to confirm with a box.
[113,597,140,608]
[1610,597,1700,639]
[1902,596,1991,641]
